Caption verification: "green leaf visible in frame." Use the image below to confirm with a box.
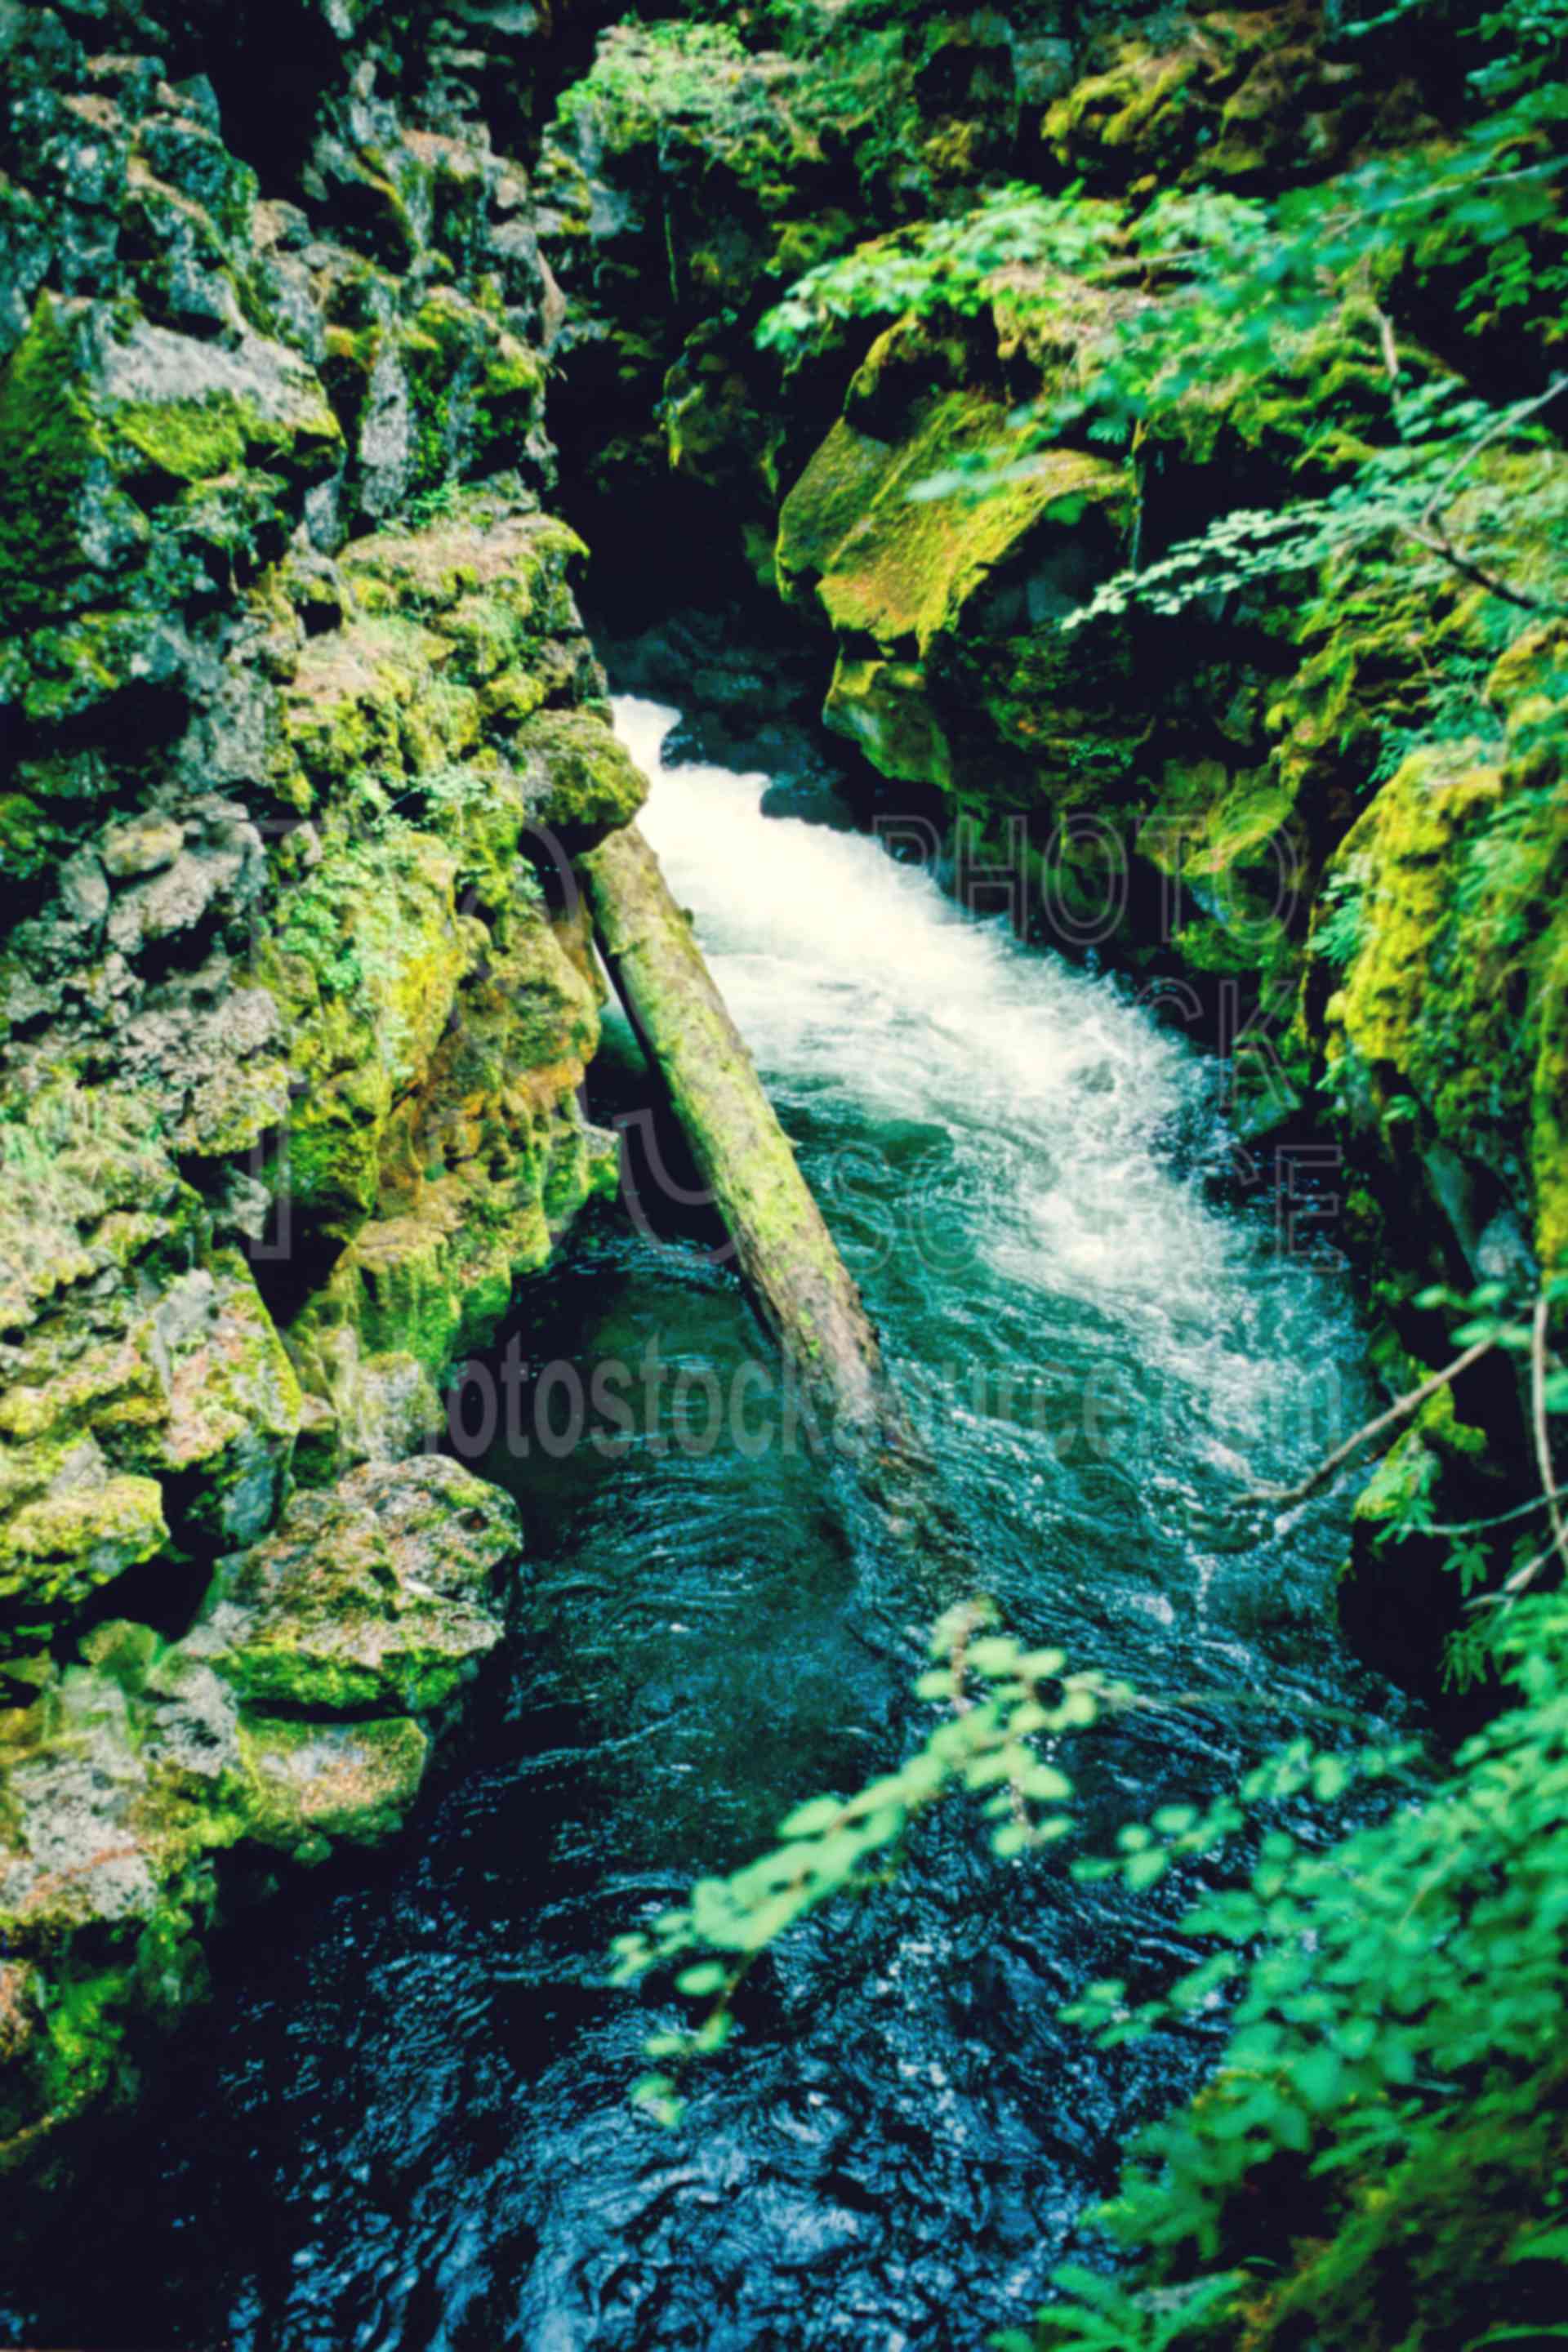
[1505,2225,1568,2264]
[1466,2334,1568,2347]
[1153,1805,1199,1836]
[777,1795,842,1838]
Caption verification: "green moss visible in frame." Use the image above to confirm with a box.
[1039,12,1370,192]
[32,1958,136,2126]
[238,1713,430,1853]
[823,653,955,787]
[1321,745,1503,1078]
[1140,756,1301,988]
[14,608,173,731]
[0,1477,168,1631]
[781,390,1125,660]
[291,1107,599,1405]
[198,1458,519,1719]
[513,706,648,843]
[1043,40,1200,175]
[114,394,265,482]
[342,492,585,618]
[0,297,109,621]
[780,380,1134,804]
[1530,915,1568,1274]
[258,821,471,1236]
[401,291,546,497]
[121,1260,303,1549]
[109,342,340,501]
[1307,693,1568,1270]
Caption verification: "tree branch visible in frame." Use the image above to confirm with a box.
[1374,305,1400,389]
[1396,519,1568,616]
[1241,1335,1498,1513]
[1425,1481,1568,1538]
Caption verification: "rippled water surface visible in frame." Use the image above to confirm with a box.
[3,697,1395,2350]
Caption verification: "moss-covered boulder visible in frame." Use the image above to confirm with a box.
[0,1098,305,1646]
[1040,7,1434,192]
[536,7,1025,564]
[237,1713,434,1853]
[0,1457,521,2187]
[1305,657,1568,1282]
[187,1457,520,1717]
[777,361,1137,803]
[0,295,343,875]
[0,0,651,2219]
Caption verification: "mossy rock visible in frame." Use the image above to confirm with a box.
[823,653,956,787]
[1041,10,1427,193]
[119,1261,303,1549]
[0,1454,523,2175]
[259,823,475,1237]
[237,1713,432,1856]
[0,296,122,625]
[1139,755,1303,993]
[513,707,648,847]
[189,1456,521,1718]
[1308,719,1568,1273]
[0,1477,167,1640]
[0,1125,301,1643]
[778,376,1135,804]
[401,287,547,497]
[779,388,1125,660]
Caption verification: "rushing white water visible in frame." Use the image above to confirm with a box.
[620,693,1358,1596]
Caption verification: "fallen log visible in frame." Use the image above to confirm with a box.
[581,821,902,1453]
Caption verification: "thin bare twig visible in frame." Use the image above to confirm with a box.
[1388,372,1568,617]
[1396,519,1567,616]
[1374,305,1400,388]
[1468,1540,1558,1609]
[1425,1481,1568,1538]
[1476,1298,1568,1612]
[1241,1335,1498,1512]
[1419,372,1568,529]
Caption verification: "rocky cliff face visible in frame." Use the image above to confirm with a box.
[0,0,646,2198]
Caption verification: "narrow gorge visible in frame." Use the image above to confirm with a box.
[1,2,1565,2346]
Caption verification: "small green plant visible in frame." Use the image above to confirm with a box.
[555,19,747,131]
[612,1597,1127,2122]
[1312,859,1370,969]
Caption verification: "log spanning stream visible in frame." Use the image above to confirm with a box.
[4,697,1397,2350]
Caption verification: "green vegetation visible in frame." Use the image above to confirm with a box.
[755,0,1568,662]
[555,19,748,128]
[6,0,1568,2321]
[612,1284,1568,2346]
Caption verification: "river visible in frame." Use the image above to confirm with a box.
[1,694,1396,2350]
